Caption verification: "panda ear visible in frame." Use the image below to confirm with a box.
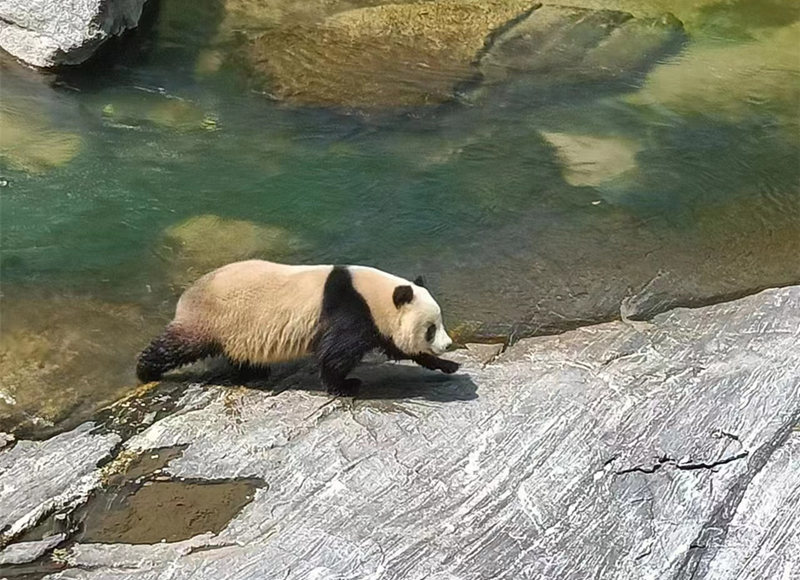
[392,285,414,308]
[413,275,426,288]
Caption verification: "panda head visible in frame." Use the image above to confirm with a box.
[390,279,453,356]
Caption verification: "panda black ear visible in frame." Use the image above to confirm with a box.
[413,275,426,288]
[392,285,414,308]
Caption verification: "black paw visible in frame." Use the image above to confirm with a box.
[327,378,362,397]
[437,359,460,374]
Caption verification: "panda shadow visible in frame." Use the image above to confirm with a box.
[164,357,477,403]
[350,361,478,403]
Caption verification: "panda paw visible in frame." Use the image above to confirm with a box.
[327,378,362,397]
[437,359,460,374]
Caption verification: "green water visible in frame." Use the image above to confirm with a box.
[1,0,799,434]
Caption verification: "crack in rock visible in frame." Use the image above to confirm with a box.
[673,410,800,580]
[615,450,750,476]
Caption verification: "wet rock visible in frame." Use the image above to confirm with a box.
[628,22,800,130]
[159,214,303,291]
[78,480,259,544]
[0,295,160,436]
[29,286,800,579]
[0,432,13,449]
[475,5,685,95]
[219,0,417,35]
[243,0,537,107]
[0,109,82,174]
[0,534,65,565]
[464,342,505,365]
[0,423,119,543]
[0,0,150,68]
[541,131,642,187]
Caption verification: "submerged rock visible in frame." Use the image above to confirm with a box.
[536,0,799,37]
[243,0,536,107]
[0,0,150,68]
[0,110,82,174]
[541,131,642,187]
[0,295,160,436]
[159,214,302,290]
[99,93,214,132]
[628,22,800,130]
[474,5,685,98]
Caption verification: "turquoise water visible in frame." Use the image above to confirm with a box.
[1,0,799,432]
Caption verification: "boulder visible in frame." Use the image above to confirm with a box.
[0,0,150,67]
[243,0,537,107]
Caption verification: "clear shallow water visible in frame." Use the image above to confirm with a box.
[1,0,799,433]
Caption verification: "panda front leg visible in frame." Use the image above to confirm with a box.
[411,353,460,374]
[380,341,460,375]
[315,327,371,397]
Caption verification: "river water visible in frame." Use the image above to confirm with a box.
[1,0,798,435]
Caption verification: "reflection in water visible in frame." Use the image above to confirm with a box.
[0,0,798,433]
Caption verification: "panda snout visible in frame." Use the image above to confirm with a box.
[432,335,453,354]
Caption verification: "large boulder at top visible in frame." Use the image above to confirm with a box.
[244,0,538,108]
[240,0,685,108]
[0,0,150,67]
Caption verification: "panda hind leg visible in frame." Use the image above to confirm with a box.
[136,324,220,382]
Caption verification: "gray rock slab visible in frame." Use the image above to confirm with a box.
[0,422,120,542]
[696,430,800,580]
[0,0,149,67]
[0,534,65,565]
[41,286,799,579]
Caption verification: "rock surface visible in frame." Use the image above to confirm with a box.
[0,423,119,543]
[0,0,150,67]
[477,5,684,86]
[1,286,798,578]
[240,1,686,108]
[244,0,536,107]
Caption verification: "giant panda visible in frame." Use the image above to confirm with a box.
[136,260,460,395]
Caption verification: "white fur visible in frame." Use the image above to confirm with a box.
[173,260,453,364]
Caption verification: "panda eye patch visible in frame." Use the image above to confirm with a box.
[425,324,436,342]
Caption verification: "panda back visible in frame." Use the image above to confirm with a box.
[175,260,333,363]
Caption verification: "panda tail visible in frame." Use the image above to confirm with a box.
[135,324,219,382]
